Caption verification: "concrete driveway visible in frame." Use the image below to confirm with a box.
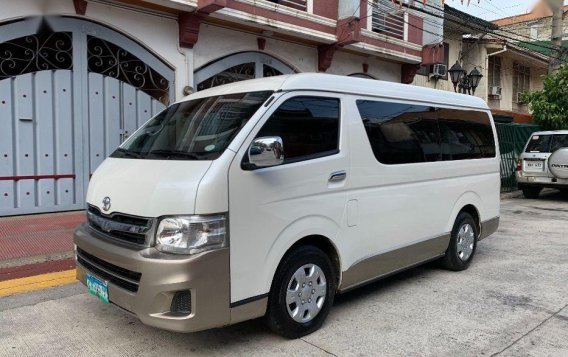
[1,191,567,356]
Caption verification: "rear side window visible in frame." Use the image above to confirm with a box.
[550,135,568,152]
[439,109,496,160]
[256,96,340,163]
[525,135,552,153]
[356,100,495,165]
[526,134,568,153]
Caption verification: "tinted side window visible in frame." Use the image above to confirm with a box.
[356,100,441,164]
[550,135,568,152]
[256,96,340,163]
[356,100,495,164]
[439,109,496,160]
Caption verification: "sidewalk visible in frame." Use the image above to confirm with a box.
[0,211,84,282]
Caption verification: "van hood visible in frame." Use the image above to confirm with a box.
[86,158,212,217]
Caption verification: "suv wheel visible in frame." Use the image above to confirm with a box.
[522,186,541,199]
[265,245,336,339]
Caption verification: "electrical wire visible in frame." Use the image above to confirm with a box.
[417,0,567,53]
[366,0,567,62]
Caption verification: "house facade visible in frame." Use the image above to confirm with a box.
[492,1,568,44]
[0,0,441,216]
[412,5,550,124]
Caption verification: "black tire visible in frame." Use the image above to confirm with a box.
[522,186,541,199]
[265,245,336,339]
[441,212,478,271]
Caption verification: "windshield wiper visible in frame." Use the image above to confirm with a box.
[147,149,202,160]
[115,148,142,158]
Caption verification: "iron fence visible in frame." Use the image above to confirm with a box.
[495,123,541,192]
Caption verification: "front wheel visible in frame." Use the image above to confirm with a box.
[441,212,478,271]
[265,245,336,339]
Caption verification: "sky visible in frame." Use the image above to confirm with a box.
[443,0,568,21]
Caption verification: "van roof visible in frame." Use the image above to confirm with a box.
[183,73,490,110]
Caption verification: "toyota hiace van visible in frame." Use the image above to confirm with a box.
[75,73,500,338]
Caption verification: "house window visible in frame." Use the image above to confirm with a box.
[416,43,449,79]
[265,0,308,11]
[513,62,530,103]
[488,56,501,88]
[530,25,538,40]
[371,0,405,40]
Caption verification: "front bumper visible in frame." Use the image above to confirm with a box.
[74,223,231,332]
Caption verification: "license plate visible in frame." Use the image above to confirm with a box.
[87,274,109,304]
[525,160,544,172]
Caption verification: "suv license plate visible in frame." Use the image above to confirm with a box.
[87,274,109,304]
[525,160,544,172]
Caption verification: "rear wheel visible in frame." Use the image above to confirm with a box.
[522,186,541,199]
[441,212,478,271]
[265,245,336,339]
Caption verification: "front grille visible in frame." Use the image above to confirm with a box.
[77,247,141,293]
[87,205,153,246]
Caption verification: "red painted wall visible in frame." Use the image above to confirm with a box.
[313,0,338,20]
[407,14,423,46]
[359,0,368,29]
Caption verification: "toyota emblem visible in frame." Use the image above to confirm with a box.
[102,196,111,212]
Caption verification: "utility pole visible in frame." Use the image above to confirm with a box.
[547,0,564,73]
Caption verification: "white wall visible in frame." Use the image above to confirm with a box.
[326,50,401,82]
[194,24,318,74]
[194,24,402,82]
[0,0,189,101]
[490,53,547,113]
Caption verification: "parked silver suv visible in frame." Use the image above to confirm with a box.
[516,130,568,198]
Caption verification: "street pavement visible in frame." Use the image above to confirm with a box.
[1,191,567,356]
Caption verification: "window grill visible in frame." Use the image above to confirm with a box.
[87,36,170,105]
[265,0,308,11]
[371,0,405,40]
[0,32,73,80]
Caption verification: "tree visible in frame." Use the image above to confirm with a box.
[522,65,568,130]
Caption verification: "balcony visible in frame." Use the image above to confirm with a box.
[370,0,405,40]
[266,0,308,11]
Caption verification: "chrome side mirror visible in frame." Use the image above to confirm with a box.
[248,136,284,168]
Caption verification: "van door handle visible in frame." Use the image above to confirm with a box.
[329,171,347,182]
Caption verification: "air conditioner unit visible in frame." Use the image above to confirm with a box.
[430,64,447,78]
[489,86,502,99]
[517,92,525,103]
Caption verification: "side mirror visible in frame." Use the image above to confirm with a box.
[248,136,284,168]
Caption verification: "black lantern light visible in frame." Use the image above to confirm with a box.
[448,62,483,95]
[449,61,465,92]
[468,67,483,95]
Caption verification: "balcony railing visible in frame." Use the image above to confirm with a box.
[266,0,308,12]
[371,0,405,40]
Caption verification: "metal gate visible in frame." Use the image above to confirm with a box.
[496,123,541,192]
[0,17,174,216]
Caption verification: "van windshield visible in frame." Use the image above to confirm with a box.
[525,134,568,153]
[111,91,273,160]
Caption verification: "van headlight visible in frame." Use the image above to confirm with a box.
[155,215,227,254]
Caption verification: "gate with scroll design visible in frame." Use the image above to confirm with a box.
[0,17,174,216]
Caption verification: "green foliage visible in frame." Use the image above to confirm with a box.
[521,66,568,130]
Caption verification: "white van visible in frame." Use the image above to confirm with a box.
[75,74,500,338]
